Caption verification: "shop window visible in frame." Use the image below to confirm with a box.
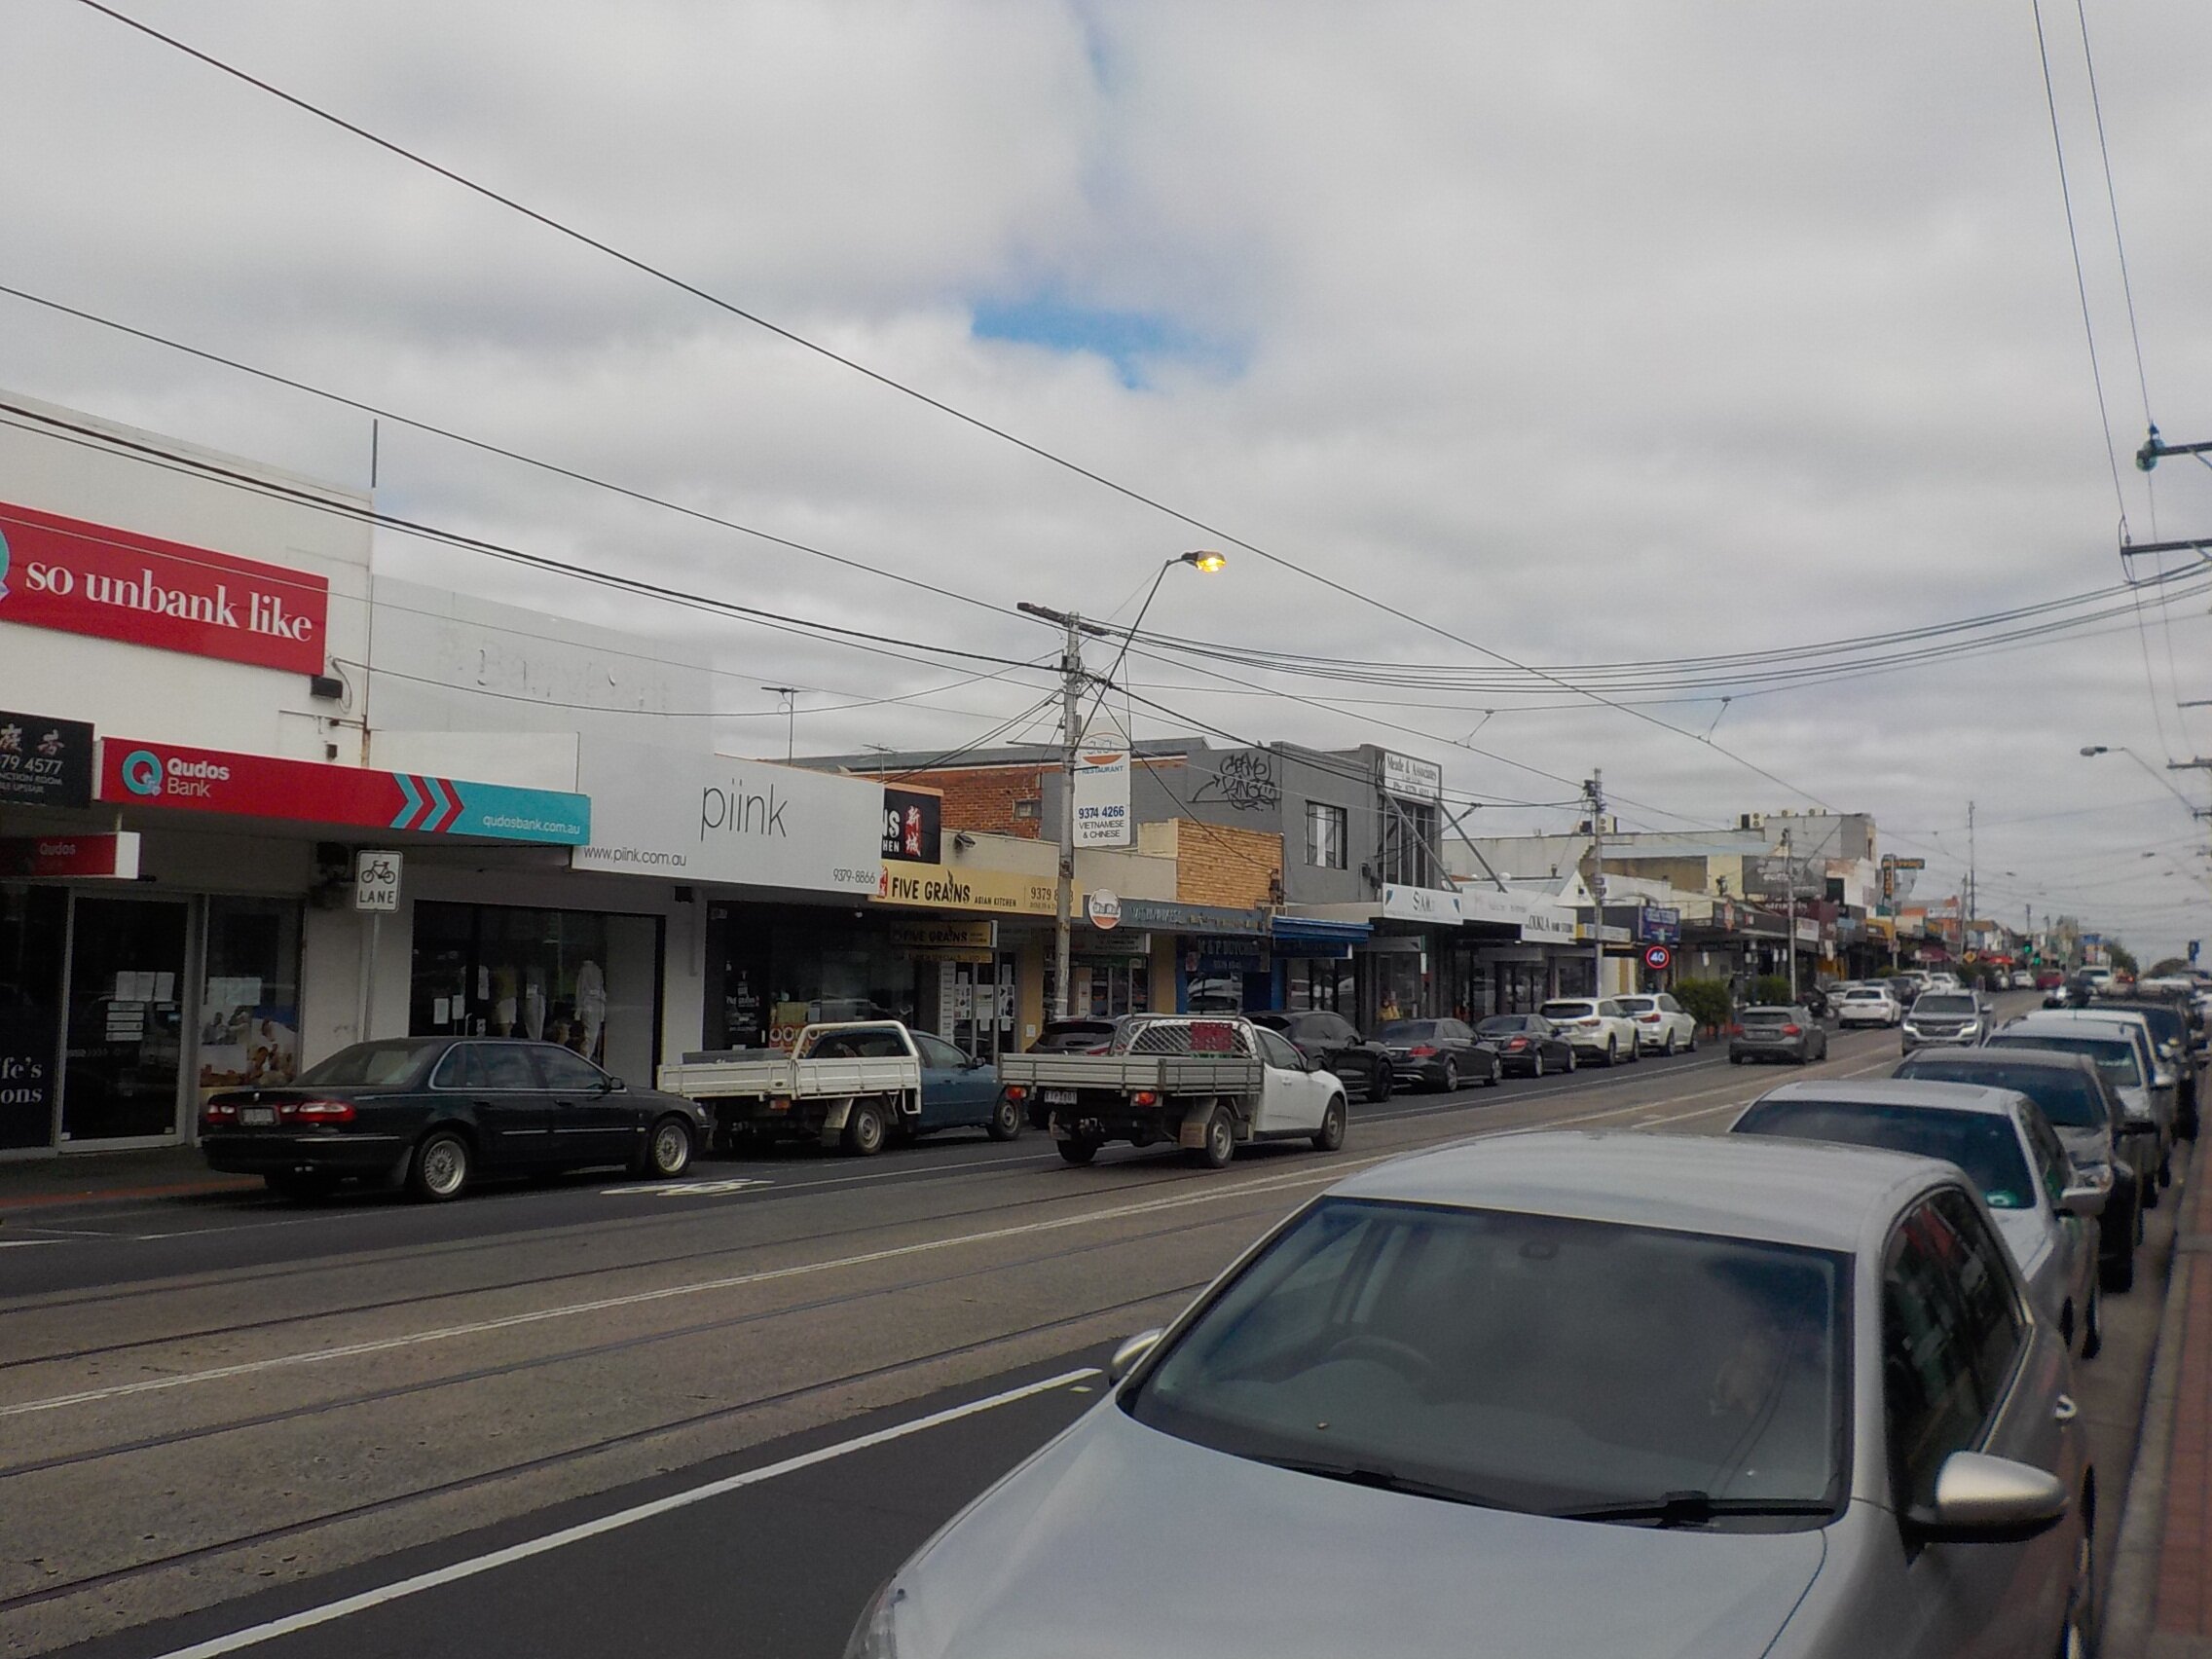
[0,884,67,1150]
[410,903,662,1086]
[198,897,303,1094]
[1305,801,1347,869]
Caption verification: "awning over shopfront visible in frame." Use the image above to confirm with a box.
[1272,913,1373,947]
[1120,898,1271,937]
[93,736,589,845]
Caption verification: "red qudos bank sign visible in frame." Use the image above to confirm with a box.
[0,498,329,676]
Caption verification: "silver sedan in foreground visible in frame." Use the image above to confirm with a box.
[845,1132,2093,1659]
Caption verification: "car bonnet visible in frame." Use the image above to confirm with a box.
[893,1401,1827,1659]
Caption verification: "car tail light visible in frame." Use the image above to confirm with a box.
[1005,1085,1028,1101]
[1132,1089,1159,1107]
[1637,1014,1660,1022]
[1409,1045,1437,1057]
[285,1098,357,1124]
[1577,1019,1601,1030]
[1782,1024,1803,1038]
[1507,1038,1530,1050]
[201,1098,239,1127]
[1084,1045,1109,1055]
[1727,1023,1743,1036]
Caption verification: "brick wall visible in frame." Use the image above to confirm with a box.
[895,764,1049,838]
[1164,819,1282,909]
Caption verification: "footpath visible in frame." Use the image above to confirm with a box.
[2115,1146,2212,1659]
[0,1145,254,1214]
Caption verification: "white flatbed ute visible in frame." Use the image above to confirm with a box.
[656,1020,924,1156]
[998,1014,1347,1168]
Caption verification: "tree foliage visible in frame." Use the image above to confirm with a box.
[1672,977,1735,1033]
[1751,974,1795,1008]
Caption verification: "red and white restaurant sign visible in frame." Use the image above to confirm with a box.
[0,831,141,879]
[0,499,329,675]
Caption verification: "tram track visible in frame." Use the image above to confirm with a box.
[0,1274,1207,1617]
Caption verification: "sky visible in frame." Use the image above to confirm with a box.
[4,0,2211,959]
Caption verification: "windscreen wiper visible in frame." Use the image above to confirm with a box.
[1253,1456,1510,1512]
[1552,1491,1835,1528]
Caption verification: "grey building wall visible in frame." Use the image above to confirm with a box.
[1042,739,1431,906]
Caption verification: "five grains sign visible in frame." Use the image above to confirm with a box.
[0,499,329,675]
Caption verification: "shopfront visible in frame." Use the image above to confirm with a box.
[0,875,313,1154]
[701,902,1022,1059]
[409,900,662,1086]
[1272,915,1368,1014]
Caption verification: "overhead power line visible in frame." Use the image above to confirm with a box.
[0,400,1053,683]
[0,282,1016,628]
[74,0,1848,815]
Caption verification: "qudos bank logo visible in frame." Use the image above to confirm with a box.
[121,750,166,796]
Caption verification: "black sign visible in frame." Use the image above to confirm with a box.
[882,787,942,864]
[0,710,93,810]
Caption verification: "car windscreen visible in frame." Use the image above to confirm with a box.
[1476,1017,1535,1036]
[293,1040,441,1088]
[1124,1197,1845,1524]
[1741,1010,1797,1026]
[1912,996,1978,1016]
[1539,1002,1594,1020]
[1380,1021,1439,1042]
[1988,1033,2144,1089]
[1843,989,1887,1001]
[1895,1061,2107,1129]
[1734,1099,2036,1210]
[1612,998,1656,1014]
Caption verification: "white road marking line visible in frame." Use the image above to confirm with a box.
[0,1159,1369,1417]
[137,1367,1101,1659]
[0,1239,60,1249]
[599,1178,775,1198]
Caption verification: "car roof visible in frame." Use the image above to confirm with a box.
[1746,1077,2025,1119]
[1328,1129,1945,1253]
[2005,1013,2146,1040]
[1899,1047,2095,1076]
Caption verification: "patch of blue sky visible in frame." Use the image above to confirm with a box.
[971,293,1243,389]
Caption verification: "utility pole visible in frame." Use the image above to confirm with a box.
[1053,612,1084,1021]
[1585,770,1607,999]
[1966,800,1976,942]
[1783,827,1797,1003]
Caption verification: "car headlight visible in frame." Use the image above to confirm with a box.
[1902,1025,1921,1038]
[842,1580,909,1659]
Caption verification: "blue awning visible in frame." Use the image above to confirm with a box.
[1272,915,1373,944]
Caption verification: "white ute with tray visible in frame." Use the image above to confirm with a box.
[998,1014,1347,1168]
[656,1020,925,1157]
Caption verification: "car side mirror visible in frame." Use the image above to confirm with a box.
[1109,1328,1165,1383]
[1907,1452,2069,1545]
[2060,1184,2106,1218]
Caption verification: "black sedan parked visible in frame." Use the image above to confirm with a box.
[1246,1011,1394,1101]
[1376,1018,1501,1092]
[1729,1006,1829,1065]
[201,1037,711,1202]
[1474,1014,1577,1078]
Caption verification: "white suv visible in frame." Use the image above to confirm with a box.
[1612,994,1698,1055]
[1538,998,1642,1066]
[1836,985,1902,1028]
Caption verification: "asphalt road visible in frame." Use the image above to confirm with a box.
[3,1001,2176,1659]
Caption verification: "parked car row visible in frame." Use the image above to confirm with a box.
[857,1073,2114,1659]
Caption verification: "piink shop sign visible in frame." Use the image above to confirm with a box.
[0,710,92,809]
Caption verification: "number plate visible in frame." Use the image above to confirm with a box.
[240,1107,276,1126]
[1043,1089,1079,1105]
